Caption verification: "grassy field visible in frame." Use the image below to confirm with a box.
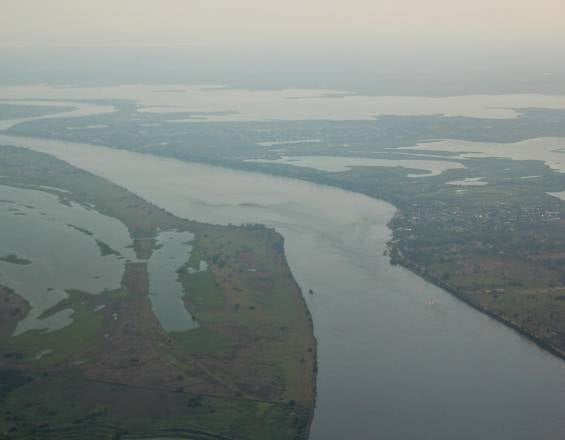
[176,225,316,405]
[0,146,315,439]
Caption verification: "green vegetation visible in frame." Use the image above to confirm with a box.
[0,146,315,439]
[173,225,316,406]
[0,373,309,440]
[172,327,235,357]
[179,269,225,309]
[12,299,104,365]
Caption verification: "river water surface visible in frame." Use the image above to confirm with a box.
[1,133,564,439]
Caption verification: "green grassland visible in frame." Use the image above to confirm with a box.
[175,225,316,405]
[1,373,304,440]
[0,146,315,439]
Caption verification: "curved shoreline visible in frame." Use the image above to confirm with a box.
[189,157,565,364]
[388,246,565,363]
[132,152,565,365]
[278,233,319,438]
[5,132,562,439]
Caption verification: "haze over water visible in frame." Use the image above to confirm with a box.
[4,85,565,120]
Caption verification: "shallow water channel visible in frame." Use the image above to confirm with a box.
[148,230,198,332]
[0,184,132,335]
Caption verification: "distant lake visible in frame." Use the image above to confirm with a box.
[400,137,565,173]
[3,84,565,120]
[246,155,464,177]
[148,230,198,332]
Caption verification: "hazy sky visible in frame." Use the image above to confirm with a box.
[1,0,564,50]
[1,0,564,94]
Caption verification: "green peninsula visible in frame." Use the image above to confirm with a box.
[0,146,315,440]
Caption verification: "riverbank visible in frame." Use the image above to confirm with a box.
[388,239,565,362]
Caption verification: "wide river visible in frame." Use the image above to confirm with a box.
[1,133,565,439]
